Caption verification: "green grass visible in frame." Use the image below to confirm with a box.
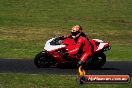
[107,45,132,60]
[0,0,132,60]
[0,73,131,88]
[0,27,132,60]
[0,0,132,88]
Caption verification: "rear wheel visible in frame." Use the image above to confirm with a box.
[34,51,54,68]
[85,53,106,69]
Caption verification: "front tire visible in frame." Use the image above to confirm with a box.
[34,51,53,68]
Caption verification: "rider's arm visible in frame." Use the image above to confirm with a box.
[68,38,84,55]
[64,33,72,38]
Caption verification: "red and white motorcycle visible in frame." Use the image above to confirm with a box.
[34,36,111,69]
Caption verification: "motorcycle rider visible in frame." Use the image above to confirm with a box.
[64,25,93,66]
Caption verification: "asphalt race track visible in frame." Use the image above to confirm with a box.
[0,59,132,76]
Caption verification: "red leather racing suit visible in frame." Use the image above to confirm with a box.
[65,33,93,63]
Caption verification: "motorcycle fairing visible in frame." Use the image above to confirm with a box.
[44,38,66,52]
[90,39,109,52]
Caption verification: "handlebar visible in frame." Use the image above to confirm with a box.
[50,36,65,45]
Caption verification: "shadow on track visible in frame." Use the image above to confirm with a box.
[0,59,132,76]
[0,58,77,75]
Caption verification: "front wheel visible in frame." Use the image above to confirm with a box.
[34,51,54,68]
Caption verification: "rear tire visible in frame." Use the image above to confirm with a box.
[34,51,54,68]
[85,53,106,69]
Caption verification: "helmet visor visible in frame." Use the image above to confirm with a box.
[71,31,80,36]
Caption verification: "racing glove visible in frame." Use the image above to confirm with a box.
[77,60,83,67]
[58,36,65,40]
